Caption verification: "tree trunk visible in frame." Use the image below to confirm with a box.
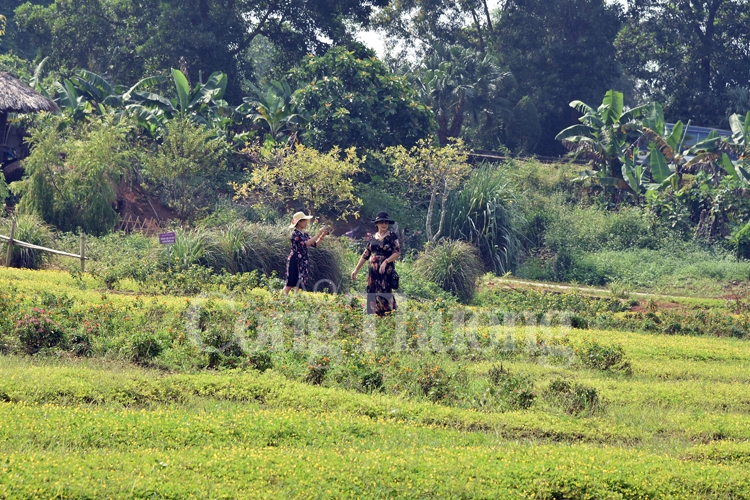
[437,112,449,145]
[482,0,494,32]
[426,189,437,243]
[469,7,485,52]
[434,181,449,243]
[447,94,466,140]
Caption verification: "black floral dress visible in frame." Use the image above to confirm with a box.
[362,231,400,316]
[286,229,316,289]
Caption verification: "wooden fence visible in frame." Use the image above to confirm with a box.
[0,220,87,271]
[117,214,161,235]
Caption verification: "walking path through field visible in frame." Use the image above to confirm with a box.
[491,278,725,304]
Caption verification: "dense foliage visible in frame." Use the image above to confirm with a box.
[14,115,131,235]
[290,46,434,152]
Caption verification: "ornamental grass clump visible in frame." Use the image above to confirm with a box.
[444,167,521,275]
[0,214,55,269]
[415,239,484,303]
[171,229,222,270]
[217,221,346,292]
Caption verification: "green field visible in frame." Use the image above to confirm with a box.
[1,268,750,499]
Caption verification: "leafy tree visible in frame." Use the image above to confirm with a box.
[290,46,434,152]
[14,0,388,102]
[387,139,471,243]
[15,115,131,235]
[374,0,496,54]
[507,96,541,152]
[233,144,363,219]
[142,117,228,220]
[412,44,514,145]
[491,0,623,154]
[1,0,52,59]
[616,0,750,128]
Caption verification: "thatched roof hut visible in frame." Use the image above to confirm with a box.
[1,72,59,146]
[0,72,59,115]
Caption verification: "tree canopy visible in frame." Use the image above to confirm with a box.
[491,0,624,154]
[616,0,750,128]
[13,0,388,101]
[290,46,434,152]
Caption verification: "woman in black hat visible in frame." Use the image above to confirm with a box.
[351,212,401,316]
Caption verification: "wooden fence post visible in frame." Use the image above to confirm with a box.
[5,219,16,267]
[80,233,86,272]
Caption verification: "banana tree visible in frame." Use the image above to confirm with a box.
[238,80,306,143]
[622,103,688,196]
[53,79,94,121]
[556,90,653,193]
[723,112,750,184]
[670,113,750,185]
[125,69,234,137]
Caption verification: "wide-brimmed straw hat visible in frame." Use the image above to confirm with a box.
[290,211,313,228]
[372,211,395,224]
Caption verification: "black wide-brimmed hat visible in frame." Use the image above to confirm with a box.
[372,211,395,224]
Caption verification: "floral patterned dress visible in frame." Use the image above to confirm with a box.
[362,231,400,316]
[286,229,316,289]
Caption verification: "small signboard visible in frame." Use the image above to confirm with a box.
[159,232,176,245]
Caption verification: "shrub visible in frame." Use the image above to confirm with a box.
[233,144,363,220]
[0,214,55,269]
[415,239,484,303]
[545,378,600,415]
[576,340,632,374]
[142,117,228,220]
[732,221,750,259]
[417,365,452,403]
[15,308,65,354]
[196,300,246,368]
[15,115,131,235]
[69,334,93,357]
[487,365,536,410]
[128,331,164,364]
[444,167,522,275]
[246,349,273,372]
[305,356,330,385]
[360,370,384,393]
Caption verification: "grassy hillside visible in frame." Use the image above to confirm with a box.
[1,268,750,498]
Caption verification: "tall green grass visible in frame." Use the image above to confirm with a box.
[0,214,56,269]
[444,167,521,275]
[415,239,484,302]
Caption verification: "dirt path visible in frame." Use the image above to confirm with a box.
[490,278,723,303]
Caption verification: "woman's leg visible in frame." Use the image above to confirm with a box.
[284,256,300,295]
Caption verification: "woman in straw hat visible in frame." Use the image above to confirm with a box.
[351,212,401,315]
[284,211,329,295]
